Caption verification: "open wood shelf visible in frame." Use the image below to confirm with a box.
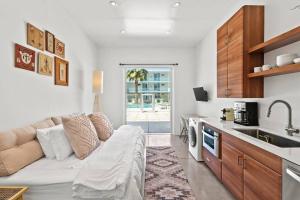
[248,63,300,78]
[248,26,300,54]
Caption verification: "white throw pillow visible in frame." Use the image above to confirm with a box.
[49,125,73,160]
[37,128,56,159]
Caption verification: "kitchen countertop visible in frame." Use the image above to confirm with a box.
[200,117,300,166]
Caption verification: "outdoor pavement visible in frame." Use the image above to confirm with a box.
[127,110,171,133]
[127,121,171,133]
[127,110,170,121]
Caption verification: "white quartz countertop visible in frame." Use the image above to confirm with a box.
[200,117,300,166]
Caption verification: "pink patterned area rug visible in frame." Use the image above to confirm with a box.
[145,146,196,200]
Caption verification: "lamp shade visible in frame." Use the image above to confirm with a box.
[93,70,103,94]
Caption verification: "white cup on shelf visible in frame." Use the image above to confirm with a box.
[254,67,262,73]
[262,64,271,71]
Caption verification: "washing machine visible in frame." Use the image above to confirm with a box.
[188,118,203,161]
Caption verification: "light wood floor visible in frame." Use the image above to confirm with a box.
[146,134,234,200]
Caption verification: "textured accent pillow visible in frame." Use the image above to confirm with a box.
[49,125,73,160]
[89,113,113,141]
[62,115,100,160]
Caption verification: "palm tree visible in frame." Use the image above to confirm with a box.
[127,68,148,104]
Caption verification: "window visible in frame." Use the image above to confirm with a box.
[154,73,160,81]
[142,83,148,91]
[154,83,160,91]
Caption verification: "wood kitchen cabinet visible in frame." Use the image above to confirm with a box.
[202,147,222,180]
[222,142,244,200]
[243,155,282,200]
[221,132,282,200]
[217,48,228,97]
[217,6,264,98]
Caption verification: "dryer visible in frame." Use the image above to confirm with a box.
[188,118,203,161]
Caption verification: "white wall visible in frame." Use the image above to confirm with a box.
[195,0,300,131]
[0,0,97,130]
[97,47,196,134]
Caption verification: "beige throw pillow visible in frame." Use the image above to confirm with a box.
[32,119,55,129]
[51,116,63,125]
[62,115,100,160]
[89,113,113,141]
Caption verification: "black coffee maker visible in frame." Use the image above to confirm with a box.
[233,101,258,126]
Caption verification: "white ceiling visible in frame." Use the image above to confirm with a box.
[59,0,239,47]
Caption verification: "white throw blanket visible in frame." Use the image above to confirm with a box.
[73,125,146,200]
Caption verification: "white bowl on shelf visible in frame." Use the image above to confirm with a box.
[294,58,300,64]
[276,54,297,67]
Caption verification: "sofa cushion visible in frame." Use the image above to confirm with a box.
[0,140,43,176]
[0,119,54,177]
[0,125,36,151]
[62,115,100,160]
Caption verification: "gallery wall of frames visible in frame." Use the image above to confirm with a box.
[15,23,69,86]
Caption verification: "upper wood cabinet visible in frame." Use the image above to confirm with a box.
[217,48,228,97]
[217,6,264,98]
[217,23,228,51]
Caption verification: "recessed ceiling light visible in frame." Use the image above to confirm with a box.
[124,19,174,36]
[120,30,126,34]
[173,2,181,7]
[109,1,118,7]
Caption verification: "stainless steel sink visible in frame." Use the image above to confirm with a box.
[233,129,300,148]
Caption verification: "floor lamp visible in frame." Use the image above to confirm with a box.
[93,70,103,113]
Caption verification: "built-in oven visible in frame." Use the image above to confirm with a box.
[202,125,220,157]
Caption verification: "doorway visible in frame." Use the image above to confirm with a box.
[125,67,172,134]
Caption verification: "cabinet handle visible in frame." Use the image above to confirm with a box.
[225,89,231,97]
[238,156,243,166]
[228,32,232,43]
[243,159,247,169]
[206,157,210,162]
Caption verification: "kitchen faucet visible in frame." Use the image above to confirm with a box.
[267,100,299,136]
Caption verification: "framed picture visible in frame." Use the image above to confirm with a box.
[54,38,65,58]
[55,57,69,86]
[45,31,55,53]
[38,53,53,76]
[15,43,35,71]
[27,23,45,51]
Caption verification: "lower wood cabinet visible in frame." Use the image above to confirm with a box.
[202,147,222,180]
[244,155,282,200]
[222,142,244,200]
[219,132,282,200]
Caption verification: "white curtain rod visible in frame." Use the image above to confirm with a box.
[119,63,178,66]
